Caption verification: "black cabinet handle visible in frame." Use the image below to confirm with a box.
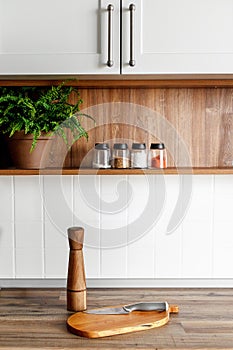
[129,4,136,67]
[107,4,114,67]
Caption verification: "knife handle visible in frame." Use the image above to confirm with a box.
[124,302,168,313]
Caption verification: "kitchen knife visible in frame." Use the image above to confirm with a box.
[84,301,168,315]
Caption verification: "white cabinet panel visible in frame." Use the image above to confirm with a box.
[1,0,233,75]
[0,0,120,74]
[122,0,233,74]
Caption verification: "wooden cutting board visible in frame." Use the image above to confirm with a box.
[67,304,179,338]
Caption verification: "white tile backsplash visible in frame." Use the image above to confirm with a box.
[0,246,14,277]
[214,175,233,196]
[0,221,14,247]
[14,176,42,221]
[127,229,155,278]
[155,222,182,278]
[43,176,73,226]
[0,176,13,221]
[182,220,212,278]
[101,246,127,278]
[15,221,43,248]
[45,246,68,278]
[44,219,68,248]
[0,174,233,282]
[213,220,233,278]
[16,247,43,278]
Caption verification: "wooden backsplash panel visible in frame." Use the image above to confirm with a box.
[1,85,233,168]
[71,87,233,168]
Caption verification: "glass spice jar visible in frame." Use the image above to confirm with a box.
[130,143,147,168]
[112,143,130,168]
[92,143,111,169]
[148,143,167,169]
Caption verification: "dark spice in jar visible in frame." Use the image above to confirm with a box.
[113,157,130,168]
[112,143,130,168]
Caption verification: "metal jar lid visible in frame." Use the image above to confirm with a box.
[132,143,146,150]
[113,143,128,150]
[150,143,165,150]
[95,143,110,150]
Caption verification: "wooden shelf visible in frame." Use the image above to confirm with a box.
[0,167,233,175]
[1,77,233,88]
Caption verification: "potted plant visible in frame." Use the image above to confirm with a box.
[0,82,94,169]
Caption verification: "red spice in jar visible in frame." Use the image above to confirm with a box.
[151,155,167,168]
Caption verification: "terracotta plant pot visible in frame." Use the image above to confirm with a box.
[6,131,57,169]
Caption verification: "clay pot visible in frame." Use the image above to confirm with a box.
[5,131,57,169]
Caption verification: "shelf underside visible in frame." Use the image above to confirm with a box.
[0,167,233,175]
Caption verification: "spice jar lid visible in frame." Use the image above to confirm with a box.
[150,143,165,150]
[132,143,146,150]
[113,143,128,150]
[95,143,110,150]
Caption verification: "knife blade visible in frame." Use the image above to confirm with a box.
[84,301,168,315]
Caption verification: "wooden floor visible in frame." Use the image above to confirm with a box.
[0,288,233,349]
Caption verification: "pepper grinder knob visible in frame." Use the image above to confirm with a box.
[67,227,86,312]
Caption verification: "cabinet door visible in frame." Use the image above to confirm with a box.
[122,0,233,74]
[0,0,120,75]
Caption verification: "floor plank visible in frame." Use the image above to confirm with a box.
[0,288,233,349]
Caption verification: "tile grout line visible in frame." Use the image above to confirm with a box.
[99,176,103,278]
[12,176,16,278]
[40,175,45,279]
[211,175,215,278]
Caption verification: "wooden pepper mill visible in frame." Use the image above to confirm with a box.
[67,227,86,312]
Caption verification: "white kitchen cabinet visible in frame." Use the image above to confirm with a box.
[122,0,233,74]
[0,0,120,75]
[0,0,233,75]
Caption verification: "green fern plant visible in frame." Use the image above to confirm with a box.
[0,82,94,151]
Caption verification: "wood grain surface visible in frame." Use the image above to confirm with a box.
[1,83,233,171]
[0,288,233,349]
[1,167,233,176]
[67,304,178,338]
